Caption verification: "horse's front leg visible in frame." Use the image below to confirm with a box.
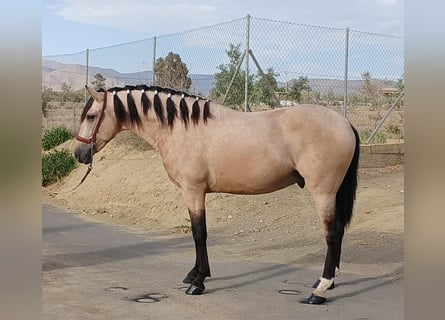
[182,190,210,295]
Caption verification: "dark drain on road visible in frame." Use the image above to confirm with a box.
[104,286,128,292]
[282,280,301,285]
[278,289,301,295]
[132,294,167,303]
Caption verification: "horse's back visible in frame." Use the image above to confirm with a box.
[280,104,351,131]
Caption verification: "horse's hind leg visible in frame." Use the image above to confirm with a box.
[307,192,345,304]
[182,190,211,295]
[312,222,343,290]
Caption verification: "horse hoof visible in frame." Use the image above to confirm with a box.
[183,274,193,284]
[312,279,335,290]
[306,293,327,305]
[185,284,205,295]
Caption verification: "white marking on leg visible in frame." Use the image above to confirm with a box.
[335,267,340,277]
[317,277,334,291]
[313,277,334,297]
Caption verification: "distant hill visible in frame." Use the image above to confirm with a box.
[42,59,395,97]
[42,59,214,96]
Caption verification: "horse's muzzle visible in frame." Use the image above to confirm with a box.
[74,144,95,164]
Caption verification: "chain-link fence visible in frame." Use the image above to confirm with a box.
[42,15,404,143]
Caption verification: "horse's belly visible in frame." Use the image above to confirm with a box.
[209,167,298,195]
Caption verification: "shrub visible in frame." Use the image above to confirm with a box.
[359,130,387,144]
[386,123,402,136]
[42,126,72,150]
[42,149,77,186]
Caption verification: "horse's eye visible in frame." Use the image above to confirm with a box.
[86,114,96,121]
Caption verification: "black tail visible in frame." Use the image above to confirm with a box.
[335,125,360,227]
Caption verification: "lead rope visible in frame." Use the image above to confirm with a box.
[48,143,95,195]
[52,88,108,195]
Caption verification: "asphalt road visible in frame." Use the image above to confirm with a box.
[43,204,403,320]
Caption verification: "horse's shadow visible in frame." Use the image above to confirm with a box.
[205,263,300,293]
[202,263,403,303]
[326,269,403,303]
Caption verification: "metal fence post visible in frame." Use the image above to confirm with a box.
[343,27,349,117]
[152,36,157,85]
[85,49,89,99]
[79,48,89,127]
[244,14,251,112]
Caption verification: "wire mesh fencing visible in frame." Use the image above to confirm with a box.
[346,29,404,142]
[42,15,404,143]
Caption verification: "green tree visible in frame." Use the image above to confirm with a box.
[91,73,106,90]
[289,76,309,103]
[60,82,73,102]
[323,88,337,105]
[154,52,191,90]
[70,89,84,103]
[210,43,255,108]
[360,71,378,104]
[42,86,55,117]
[253,68,278,105]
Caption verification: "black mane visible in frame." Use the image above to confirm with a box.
[81,85,213,128]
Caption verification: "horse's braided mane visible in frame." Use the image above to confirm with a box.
[80,85,213,128]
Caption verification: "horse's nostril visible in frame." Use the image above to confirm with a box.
[73,147,91,164]
[73,149,80,161]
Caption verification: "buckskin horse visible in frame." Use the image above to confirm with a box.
[74,85,359,304]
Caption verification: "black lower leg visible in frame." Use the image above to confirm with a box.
[334,224,344,272]
[185,209,210,295]
[308,221,344,304]
[322,221,344,280]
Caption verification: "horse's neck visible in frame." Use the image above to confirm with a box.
[128,121,162,150]
[209,102,240,120]
[122,95,239,151]
[120,103,164,150]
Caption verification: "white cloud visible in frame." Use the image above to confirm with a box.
[46,0,222,33]
[45,0,403,36]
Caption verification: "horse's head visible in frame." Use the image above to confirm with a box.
[74,87,120,164]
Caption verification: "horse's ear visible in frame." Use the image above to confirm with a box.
[85,86,104,102]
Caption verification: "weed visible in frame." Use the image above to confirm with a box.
[359,130,388,144]
[42,149,77,186]
[386,123,402,135]
[42,126,73,150]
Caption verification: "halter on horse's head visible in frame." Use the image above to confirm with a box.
[76,87,107,145]
[74,86,117,164]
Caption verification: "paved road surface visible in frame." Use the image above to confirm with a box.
[43,204,403,320]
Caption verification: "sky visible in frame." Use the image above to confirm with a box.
[42,0,404,56]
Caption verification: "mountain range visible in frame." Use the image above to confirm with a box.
[42,59,394,97]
